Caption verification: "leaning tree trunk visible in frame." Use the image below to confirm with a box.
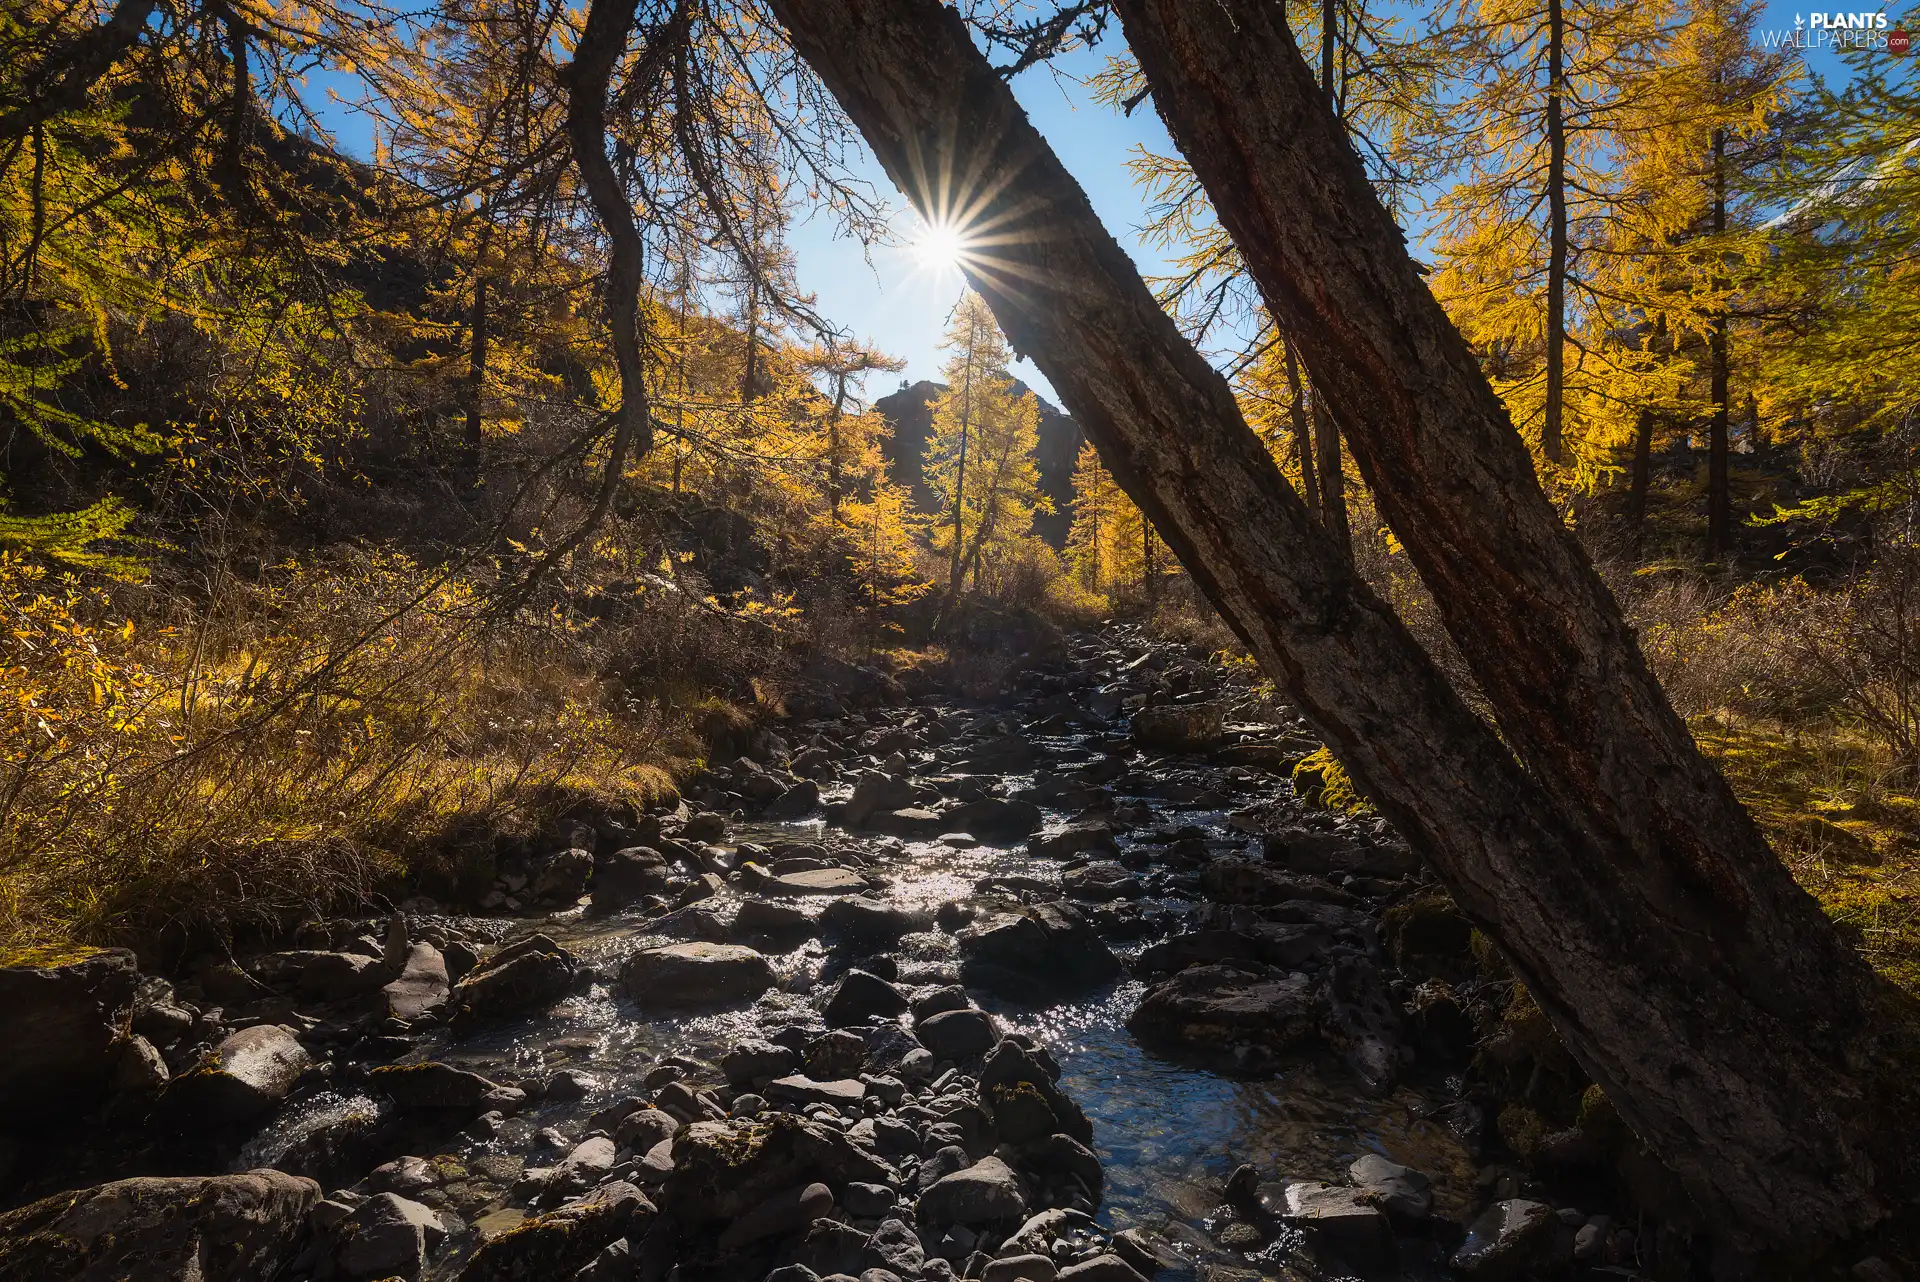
[765,0,1908,1251]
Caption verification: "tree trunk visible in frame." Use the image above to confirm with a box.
[768,0,1905,1250]
[1707,129,1733,560]
[1283,341,1320,518]
[1627,408,1653,555]
[466,268,488,468]
[1544,0,1568,464]
[949,344,973,600]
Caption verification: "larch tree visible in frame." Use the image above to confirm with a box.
[763,0,1917,1250]
[1424,0,1667,471]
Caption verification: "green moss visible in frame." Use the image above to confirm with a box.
[1290,746,1374,815]
[1497,1103,1546,1157]
[0,943,107,968]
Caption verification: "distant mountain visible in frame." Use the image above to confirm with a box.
[872,378,1084,550]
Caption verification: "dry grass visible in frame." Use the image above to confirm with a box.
[0,548,761,955]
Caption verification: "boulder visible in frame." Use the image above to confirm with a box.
[825,969,909,1027]
[981,1081,1058,1145]
[915,1009,999,1061]
[844,774,938,827]
[910,986,972,1021]
[0,1168,318,1282]
[1060,863,1142,902]
[1133,925,1332,977]
[1451,1199,1557,1279]
[0,947,138,1117]
[1320,955,1409,1092]
[735,898,816,942]
[1126,964,1320,1072]
[958,903,1121,999]
[806,1029,869,1078]
[1348,1154,1432,1221]
[456,1181,654,1282]
[249,950,388,1001]
[1130,702,1226,751]
[1278,1182,1392,1268]
[943,798,1044,841]
[916,1156,1028,1227]
[334,1191,445,1280]
[719,1182,834,1249]
[614,1107,679,1153]
[722,1039,802,1086]
[370,1062,521,1113]
[1200,860,1356,908]
[449,935,578,1031]
[1263,828,1417,879]
[766,1075,868,1108]
[622,943,776,1008]
[592,847,670,912]
[1027,822,1119,860]
[659,1116,898,1225]
[161,1025,309,1127]
[530,847,593,902]
[980,1041,1092,1145]
[822,896,920,944]
[383,943,450,1021]
[982,1254,1058,1282]
[767,868,872,897]
[1055,1256,1151,1282]
[765,779,823,819]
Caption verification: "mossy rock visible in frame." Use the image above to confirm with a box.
[1497,1103,1547,1158]
[456,1182,652,1281]
[1382,891,1474,970]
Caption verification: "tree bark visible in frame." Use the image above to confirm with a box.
[768,0,1905,1250]
[1103,0,1904,1246]
[1544,0,1568,464]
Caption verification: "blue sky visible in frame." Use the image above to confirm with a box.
[307,3,1885,405]
[784,3,1881,405]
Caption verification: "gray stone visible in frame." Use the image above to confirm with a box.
[721,1182,835,1249]
[1348,1153,1432,1220]
[916,1156,1027,1227]
[768,868,871,897]
[449,934,579,1030]
[766,1075,868,1107]
[0,948,137,1115]
[823,897,920,944]
[553,1136,618,1191]
[1055,1257,1148,1282]
[1130,702,1227,752]
[383,943,450,1021]
[622,943,775,1008]
[724,1039,802,1086]
[0,1168,318,1281]
[1451,1199,1557,1278]
[335,1191,445,1280]
[370,1061,516,1112]
[916,1009,998,1060]
[1125,964,1319,1068]
[532,847,594,902]
[958,904,1121,999]
[826,969,910,1027]
[367,1156,440,1195]
[594,846,670,911]
[1280,1181,1392,1267]
[161,1024,309,1127]
[1027,822,1119,860]
[910,986,972,1021]
[735,898,815,940]
[111,1033,170,1097]
[1060,863,1142,902]
[844,1181,896,1218]
[982,1254,1058,1282]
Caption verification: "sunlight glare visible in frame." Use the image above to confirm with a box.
[913,219,969,272]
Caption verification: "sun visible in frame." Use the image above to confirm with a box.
[912,219,970,272]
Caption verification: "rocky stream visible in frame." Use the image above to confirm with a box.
[0,626,1721,1282]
